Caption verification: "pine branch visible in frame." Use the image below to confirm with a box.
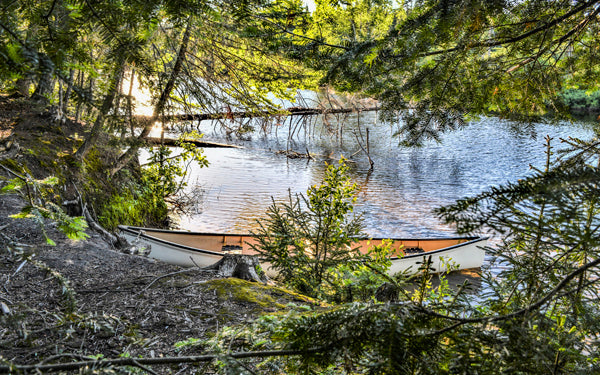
[110,15,194,177]
[0,19,96,108]
[422,256,600,336]
[251,14,350,51]
[421,0,600,58]
[504,4,600,74]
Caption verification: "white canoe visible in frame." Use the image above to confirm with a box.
[118,225,487,277]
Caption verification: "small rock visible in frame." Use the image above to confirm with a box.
[1,302,11,315]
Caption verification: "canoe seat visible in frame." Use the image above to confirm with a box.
[222,245,243,254]
[404,247,424,254]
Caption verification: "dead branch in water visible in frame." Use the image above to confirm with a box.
[134,106,380,123]
[145,137,243,148]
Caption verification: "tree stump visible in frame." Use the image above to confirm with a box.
[204,254,269,283]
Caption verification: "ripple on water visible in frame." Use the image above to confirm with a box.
[170,117,595,237]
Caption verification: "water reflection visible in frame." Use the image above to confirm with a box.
[171,116,595,237]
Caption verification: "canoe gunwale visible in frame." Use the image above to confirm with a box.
[118,225,226,257]
[118,225,487,260]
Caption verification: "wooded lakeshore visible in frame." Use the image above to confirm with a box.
[1,0,600,373]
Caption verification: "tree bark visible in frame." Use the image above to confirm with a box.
[31,55,55,104]
[125,67,136,138]
[1,348,320,373]
[62,68,75,115]
[144,137,242,148]
[132,105,380,122]
[204,254,270,283]
[74,72,87,123]
[82,204,128,249]
[15,78,31,97]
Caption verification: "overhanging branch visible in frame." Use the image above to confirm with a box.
[422,0,600,58]
[420,256,600,336]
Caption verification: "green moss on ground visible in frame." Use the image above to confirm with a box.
[198,278,319,312]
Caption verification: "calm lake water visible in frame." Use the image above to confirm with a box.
[159,113,596,238]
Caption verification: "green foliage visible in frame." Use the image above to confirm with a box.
[80,148,160,230]
[252,160,400,303]
[1,0,311,165]
[1,172,89,245]
[251,159,366,300]
[267,0,600,144]
[196,137,600,374]
[190,269,468,374]
[327,239,394,302]
[4,0,600,372]
[97,189,166,230]
[557,89,600,111]
[97,132,208,230]
[432,136,600,371]
[142,132,208,200]
[174,337,202,350]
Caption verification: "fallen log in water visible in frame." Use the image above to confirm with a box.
[136,106,380,122]
[146,137,243,148]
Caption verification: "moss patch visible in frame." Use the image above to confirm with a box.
[198,278,319,312]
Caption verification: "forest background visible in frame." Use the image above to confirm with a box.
[1,0,600,373]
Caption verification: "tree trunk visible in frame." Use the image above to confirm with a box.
[74,60,124,160]
[62,68,75,115]
[31,55,55,104]
[113,62,126,118]
[125,67,136,139]
[109,16,193,177]
[82,204,129,249]
[204,254,269,283]
[74,71,86,123]
[15,78,31,97]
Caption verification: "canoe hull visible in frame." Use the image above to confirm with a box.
[388,239,487,274]
[119,225,487,276]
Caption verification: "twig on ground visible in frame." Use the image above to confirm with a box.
[141,268,209,293]
[132,359,160,375]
